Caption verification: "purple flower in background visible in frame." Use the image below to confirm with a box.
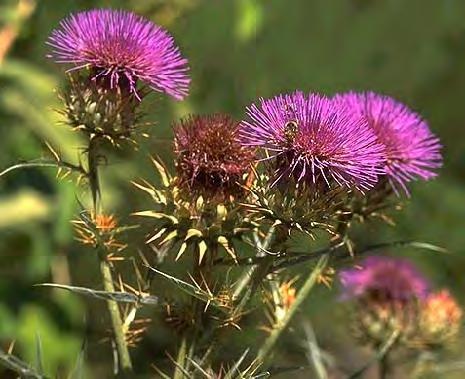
[335,92,442,194]
[339,256,430,302]
[47,9,190,99]
[239,91,385,191]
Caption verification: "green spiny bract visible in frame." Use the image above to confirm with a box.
[60,72,145,146]
[241,172,351,239]
[133,158,257,264]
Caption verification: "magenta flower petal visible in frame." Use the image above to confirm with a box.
[339,256,430,302]
[239,91,385,192]
[335,92,442,194]
[47,9,190,99]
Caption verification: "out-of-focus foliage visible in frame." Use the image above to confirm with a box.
[1,0,465,378]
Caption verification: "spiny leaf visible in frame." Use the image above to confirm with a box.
[144,266,225,311]
[0,349,45,379]
[0,160,85,179]
[35,283,158,305]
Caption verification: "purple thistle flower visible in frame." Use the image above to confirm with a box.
[239,91,385,192]
[174,114,255,201]
[334,92,442,194]
[339,256,430,302]
[47,9,190,100]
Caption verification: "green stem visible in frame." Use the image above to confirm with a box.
[233,226,275,299]
[99,254,133,372]
[379,351,390,379]
[173,337,188,379]
[256,254,329,366]
[348,329,399,379]
[87,138,133,373]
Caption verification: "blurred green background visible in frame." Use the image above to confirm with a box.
[1,0,465,377]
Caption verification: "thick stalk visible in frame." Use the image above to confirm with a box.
[87,138,133,373]
[256,254,329,366]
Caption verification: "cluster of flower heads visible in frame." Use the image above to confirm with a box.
[339,256,462,348]
[240,91,442,196]
[47,9,441,200]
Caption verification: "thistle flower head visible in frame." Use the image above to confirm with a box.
[47,9,190,99]
[240,91,385,192]
[340,256,429,302]
[334,92,442,194]
[174,114,255,201]
[417,290,462,346]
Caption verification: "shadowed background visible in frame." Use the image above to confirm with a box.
[1,0,465,377]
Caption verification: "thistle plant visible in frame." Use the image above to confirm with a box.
[340,256,462,378]
[1,5,460,379]
[44,8,188,375]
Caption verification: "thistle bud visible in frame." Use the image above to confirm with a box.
[415,290,462,348]
[340,256,429,347]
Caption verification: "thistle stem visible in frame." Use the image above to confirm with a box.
[233,226,275,299]
[379,351,390,379]
[99,254,133,372]
[87,138,133,373]
[256,254,329,366]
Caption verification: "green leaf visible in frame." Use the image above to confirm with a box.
[0,349,45,379]
[144,266,225,311]
[35,284,158,306]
